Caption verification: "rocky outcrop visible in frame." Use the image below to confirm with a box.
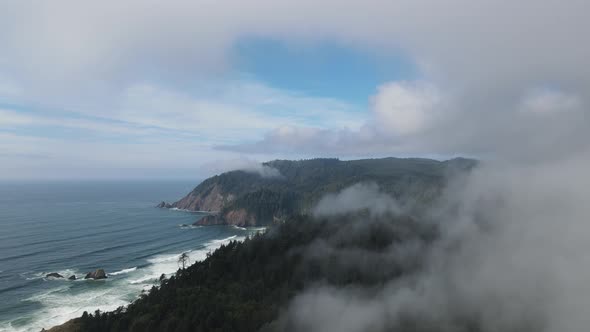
[193,214,222,226]
[172,183,231,212]
[193,209,259,227]
[85,269,107,280]
[224,209,253,225]
[156,201,172,208]
[46,272,64,278]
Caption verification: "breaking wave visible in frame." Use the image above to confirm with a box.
[6,235,245,332]
[108,267,137,276]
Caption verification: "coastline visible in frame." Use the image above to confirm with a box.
[41,228,265,332]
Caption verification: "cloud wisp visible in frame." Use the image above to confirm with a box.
[313,183,401,217]
[271,153,590,332]
[199,157,283,179]
[0,80,363,179]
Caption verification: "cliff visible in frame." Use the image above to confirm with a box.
[195,210,253,227]
[172,182,233,212]
[159,157,477,226]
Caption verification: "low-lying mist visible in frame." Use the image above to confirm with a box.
[272,154,590,332]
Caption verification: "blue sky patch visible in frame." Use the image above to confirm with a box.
[232,38,418,105]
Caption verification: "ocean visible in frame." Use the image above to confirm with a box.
[0,180,260,332]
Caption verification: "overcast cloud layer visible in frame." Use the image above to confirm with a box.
[1,0,589,177]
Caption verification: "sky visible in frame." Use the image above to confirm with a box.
[0,0,589,180]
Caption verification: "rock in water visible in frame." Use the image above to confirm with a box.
[84,269,108,279]
[46,272,64,278]
[68,275,76,280]
[94,269,107,279]
[156,201,172,208]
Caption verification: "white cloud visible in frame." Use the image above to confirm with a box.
[520,89,581,115]
[198,157,282,178]
[0,109,34,126]
[313,183,401,217]
[1,0,589,103]
[0,74,21,98]
[115,81,364,143]
[224,79,589,163]
[1,0,590,175]
[371,81,439,136]
[1,79,364,139]
[278,153,590,332]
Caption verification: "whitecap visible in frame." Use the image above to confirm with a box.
[128,275,157,285]
[108,267,137,276]
[13,234,246,332]
[211,235,237,243]
[178,224,202,229]
[19,284,134,332]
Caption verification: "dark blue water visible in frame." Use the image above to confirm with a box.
[0,181,260,332]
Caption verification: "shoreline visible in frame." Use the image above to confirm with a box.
[40,229,266,332]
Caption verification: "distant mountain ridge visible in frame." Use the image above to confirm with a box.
[159,157,477,226]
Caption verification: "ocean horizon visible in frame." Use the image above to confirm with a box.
[0,180,259,332]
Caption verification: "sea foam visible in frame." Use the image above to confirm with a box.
[108,267,137,276]
[10,235,245,332]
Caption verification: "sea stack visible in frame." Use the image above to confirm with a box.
[156,201,172,208]
[84,269,107,280]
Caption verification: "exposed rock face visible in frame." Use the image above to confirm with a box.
[225,209,250,225]
[85,269,107,280]
[68,275,76,280]
[172,183,230,212]
[46,272,64,278]
[156,201,172,208]
[193,209,258,227]
[95,269,107,279]
[193,214,222,226]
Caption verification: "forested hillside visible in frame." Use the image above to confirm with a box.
[163,157,476,226]
[57,212,438,332]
